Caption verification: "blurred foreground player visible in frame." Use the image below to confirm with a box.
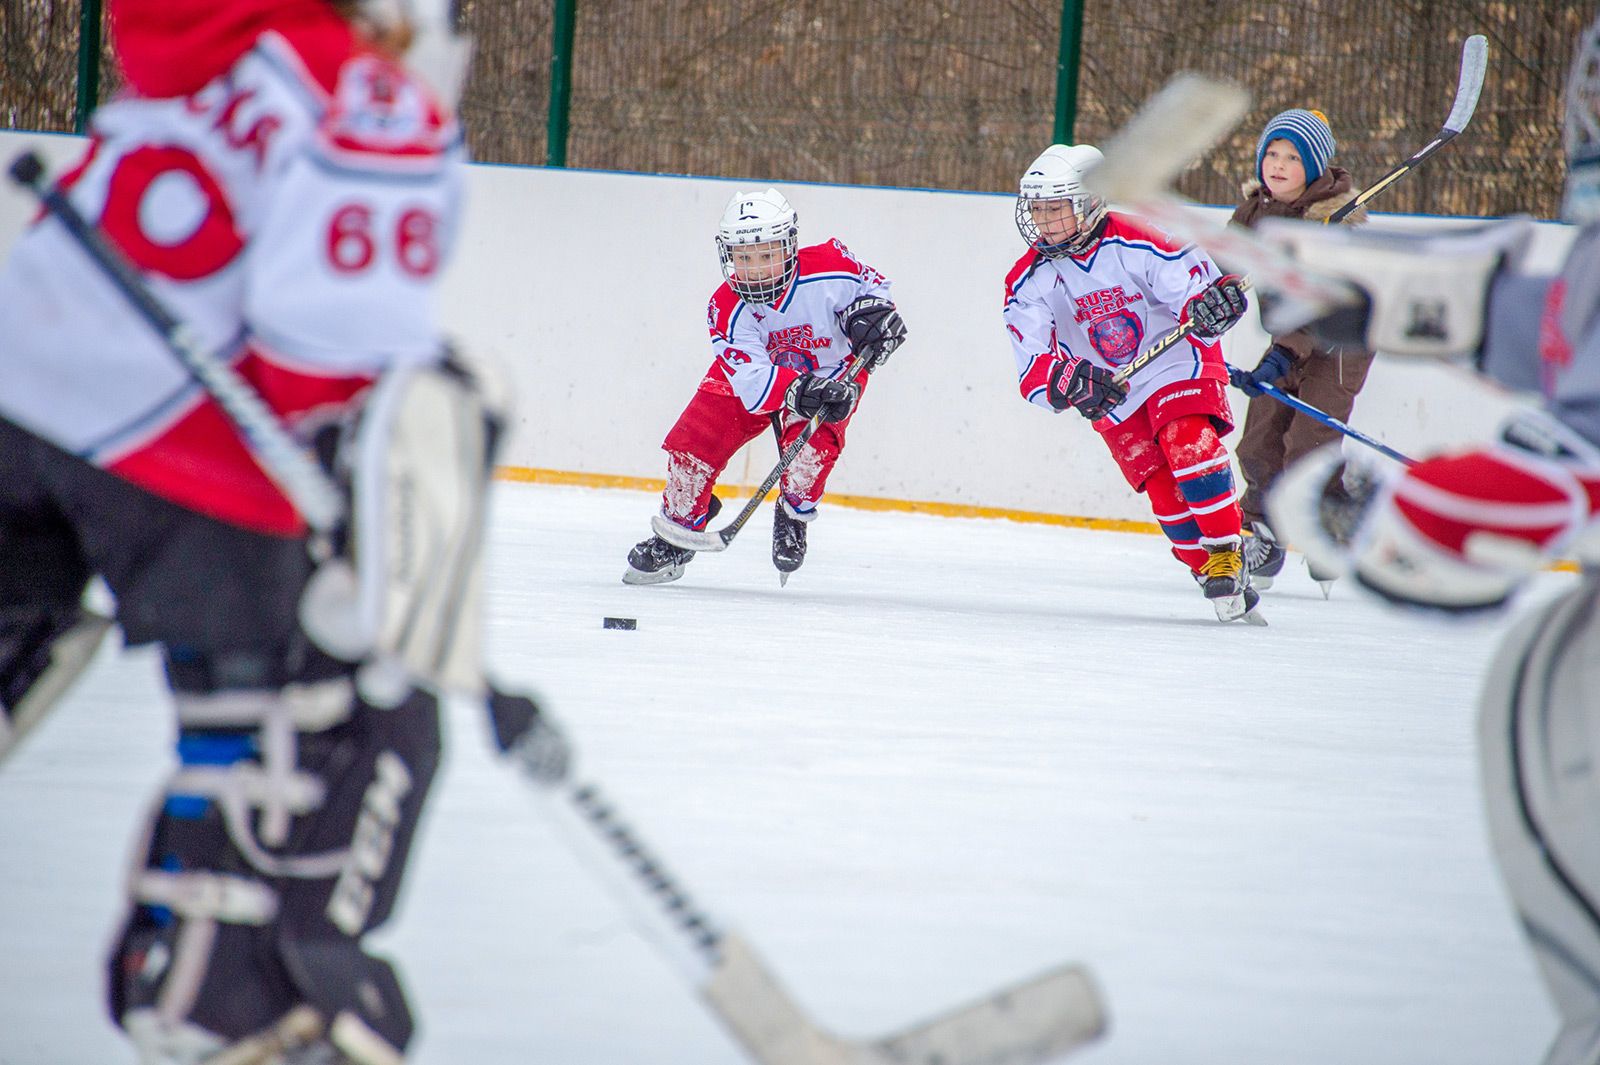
[0,1,563,1062]
[1263,14,1600,1061]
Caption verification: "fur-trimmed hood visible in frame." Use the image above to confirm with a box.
[1232,167,1367,228]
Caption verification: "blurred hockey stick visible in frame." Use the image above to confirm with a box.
[7,151,345,534]
[530,762,1107,1065]
[651,351,874,554]
[1328,35,1487,223]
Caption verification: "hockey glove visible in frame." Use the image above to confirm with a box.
[1184,274,1249,341]
[1047,356,1128,421]
[1227,344,1294,397]
[1267,411,1600,613]
[786,374,859,423]
[1253,217,1534,359]
[839,296,908,370]
[487,686,572,785]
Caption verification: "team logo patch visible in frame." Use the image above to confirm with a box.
[770,346,818,372]
[1088,310,1143,366]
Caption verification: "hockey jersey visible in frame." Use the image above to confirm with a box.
[1003,212,1229,428]
[701,239,892,413]
[0,0,464,535]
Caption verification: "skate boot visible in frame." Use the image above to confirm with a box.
[1197,537,1265,625]
[772,503,808,586]
[1242,520,1285,590]
[623,497,719,586]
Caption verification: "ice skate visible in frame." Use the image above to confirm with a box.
[1307,558,1337,599]
[1198,538,1266,625]
[772,503,808,586]
[623,535,695,585]
[1243,520,1285,590]
[624,498,720,585]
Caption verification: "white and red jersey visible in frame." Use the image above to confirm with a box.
[0,3,463,535]
[700,239,892,414]
[1002,211,1229,428]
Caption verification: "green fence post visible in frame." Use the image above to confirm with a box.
[1053,0,1085,144]
[75,0,103,132]
[547,0,576,166]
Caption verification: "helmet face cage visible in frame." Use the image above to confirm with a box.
[1015,191,1106,259]
[1565,14,1600,224]
[717,231,798,305]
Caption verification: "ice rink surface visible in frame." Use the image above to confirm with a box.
[0,482,1567,1064]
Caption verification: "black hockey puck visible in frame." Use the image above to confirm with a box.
[602,617,637,630]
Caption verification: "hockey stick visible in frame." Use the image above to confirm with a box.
[651,351,874,554]
[7,151,345,534]
[531,768,1107,1065]
[1327,35,1488,223]
[1110,278,1256,386]
[1251,380,1415,466]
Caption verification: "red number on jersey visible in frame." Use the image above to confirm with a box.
[325,203,440,278]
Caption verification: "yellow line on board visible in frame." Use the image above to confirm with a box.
[493,465,1583,573]
[494,465,1160,535]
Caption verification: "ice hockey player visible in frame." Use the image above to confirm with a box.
[1002,144,1258,622]
[0,1,565,1062]
[623,188,907,585]
[1227,107,1375,595]
[1262,13,1600,1061]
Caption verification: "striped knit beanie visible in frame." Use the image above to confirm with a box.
[1255,108,1336,184]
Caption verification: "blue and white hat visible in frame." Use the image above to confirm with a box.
[1255,108,1336,184]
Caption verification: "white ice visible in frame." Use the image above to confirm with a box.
[0,482,1566,1064]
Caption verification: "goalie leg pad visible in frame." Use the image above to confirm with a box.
[1478,578,1600,1055]
[109,667,440,1057]
[301,360,510,693]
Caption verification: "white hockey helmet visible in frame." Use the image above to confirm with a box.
[349,0,472,107]
[1564,13,1600,224]
[716,189,800,305]
[1015,144,1109,258]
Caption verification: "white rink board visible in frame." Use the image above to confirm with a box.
[0,129,1576,522]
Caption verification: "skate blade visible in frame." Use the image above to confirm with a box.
[1240,607,1269,626]
[1213,594,1267,625]
[778,570,789,588]
[1251,574,1274,591]
[621,564,685,586]
[1315,580,1334,600]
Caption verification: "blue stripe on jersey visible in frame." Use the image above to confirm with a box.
[304,146,453,184]
[1176,468,1235,505]
[163,795,211,820]
[1070,236,1192,275]
[778,272,860,315]
[1003,256,1050,307]
[252,36,330,119]
[746,366,778,413]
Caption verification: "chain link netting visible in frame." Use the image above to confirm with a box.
[1,0,1586,218]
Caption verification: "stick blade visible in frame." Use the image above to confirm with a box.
[870,963,1107,1065]
[652,511,730,553]
[702,934,1107,1065]
[1085,72,1250,202]
[1445,35,1488,133]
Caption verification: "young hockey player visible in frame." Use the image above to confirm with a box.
[1261,14,1600,1060]
[0,2,564,1062]
[1002,144,1257,621]
[1227,108,1375,593]
[623,188,907,585]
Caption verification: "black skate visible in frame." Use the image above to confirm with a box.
[1243,520,1285,590]
[1197,539,1265,625]
[623,498,720,586]
[772,504,808,586]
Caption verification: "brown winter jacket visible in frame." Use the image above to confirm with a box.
[1229,166,1369,362]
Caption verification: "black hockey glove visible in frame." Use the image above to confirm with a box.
[1185,274,1249,340]
[786,375,859,423]
[1227,344,1294,397]
[839,295,907,371]
[1047,356,1128,421]
[487,687,571,785]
